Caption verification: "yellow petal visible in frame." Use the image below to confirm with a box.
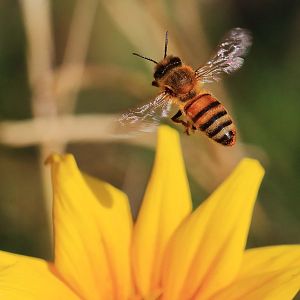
[210,245,300,300]
[0,251,80,300]
[162,158,264,300]
[48,154,133,300]
[132,126,192,297]
[240,245,300,277]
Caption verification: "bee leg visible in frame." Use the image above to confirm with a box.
[185,127,190,135]
[185,122,194,135]
[171,110,182,122]
[171,110,193,135]
[171,110,188,126]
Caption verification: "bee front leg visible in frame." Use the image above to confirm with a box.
[171,110,192,135]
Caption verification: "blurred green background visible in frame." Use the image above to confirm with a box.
[0,0,299,264]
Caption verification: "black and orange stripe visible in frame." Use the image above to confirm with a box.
[184,93,236,146]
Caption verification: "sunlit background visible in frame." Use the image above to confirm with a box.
[0,0,299,265]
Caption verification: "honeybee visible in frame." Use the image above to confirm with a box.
[119,28,252,146]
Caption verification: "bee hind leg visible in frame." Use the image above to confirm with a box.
[171,110,194,135]
[184,123,195,135]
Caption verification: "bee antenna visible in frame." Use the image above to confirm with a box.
[164,31,168,58]
[132,53,158,64]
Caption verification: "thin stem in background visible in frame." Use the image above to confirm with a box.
[20,0,58,245]
[55,0,99,114]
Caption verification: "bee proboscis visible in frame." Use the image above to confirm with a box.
[119,28,252,146]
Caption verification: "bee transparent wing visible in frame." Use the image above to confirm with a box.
[118,92,172,134]
[195,28,252,83]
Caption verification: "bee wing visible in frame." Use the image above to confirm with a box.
[195,28,252,83]
[118,92,173,134]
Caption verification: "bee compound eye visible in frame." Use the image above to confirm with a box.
[154,68,164,79]
[170,56,182,66]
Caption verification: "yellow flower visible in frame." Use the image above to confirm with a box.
[0,125,299,300]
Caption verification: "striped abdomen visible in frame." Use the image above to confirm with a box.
[184,93,236,146]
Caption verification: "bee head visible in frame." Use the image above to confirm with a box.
[132,31,182,87]
[153,55,182,80]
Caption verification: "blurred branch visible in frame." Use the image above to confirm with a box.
[54,64,151,99]
[0,115,123,146]
[20,0,58,244]
[55,0,99,113]
[20,0,56,117]
[20,0,99,244]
